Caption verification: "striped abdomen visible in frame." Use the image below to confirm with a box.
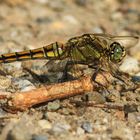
[0,42,66,63]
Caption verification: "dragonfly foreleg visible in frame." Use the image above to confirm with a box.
[110,69,137,91]
[59,60,89,82]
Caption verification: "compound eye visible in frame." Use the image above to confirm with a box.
[110,42,125,63]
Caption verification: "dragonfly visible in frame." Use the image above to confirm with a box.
[0,33,139,82]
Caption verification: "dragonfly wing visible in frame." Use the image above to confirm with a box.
[92,33,139,48]
[110,36,139,48]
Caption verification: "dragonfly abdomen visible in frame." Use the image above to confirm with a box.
[0,42,65,63]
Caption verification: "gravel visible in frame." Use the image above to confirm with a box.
[0,0,139,140]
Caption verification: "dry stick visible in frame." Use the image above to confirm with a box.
[86,102,124,111]
[1,72,112,112]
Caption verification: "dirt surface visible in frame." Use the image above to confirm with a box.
[0,0,140,140]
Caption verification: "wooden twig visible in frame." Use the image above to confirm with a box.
[0,72,113,112]
[86,102,124,111]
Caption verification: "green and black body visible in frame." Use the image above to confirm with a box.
[0,33,139,74]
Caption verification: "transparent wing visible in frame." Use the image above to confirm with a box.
[110,35,139,48]
[93,33,139,48]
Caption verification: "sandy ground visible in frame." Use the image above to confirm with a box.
[0,0,140,140]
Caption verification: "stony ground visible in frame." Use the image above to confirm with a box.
[0,0,140,140]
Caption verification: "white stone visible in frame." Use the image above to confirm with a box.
[119,56,140,74]
[76,127,85,135]
[38,119,52,130]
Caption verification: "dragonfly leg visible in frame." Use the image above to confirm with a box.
[59,60,90,82]
[23,67,50,84]
[58,61,70,82]
[90,67,113,97]
[112,71,128,83]
[110,70,137,91]
[58,61,75,82]
[91,67,104,86]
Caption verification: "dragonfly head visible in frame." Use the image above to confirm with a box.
[109,42,126,63]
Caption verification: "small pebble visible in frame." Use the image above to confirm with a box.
[47,0,65,11]
[13,78,36,91]
[82,91,106,103]
[74,0,87,6]
[132,72,140,83]
[111,127,134,140]
[132,76,140,83]
[36,17,52,24]
[38,120,52,130]
[81,121,93,133]
[60,108,71,115]
[63,15,79,25]
[0,75,11,89]
[51,122,71,133]
[124,104,138,113]
[43,112,48,120]
[7,123,32,140]
[32,134,48,140]
[47,100,60,111]
[128,113,140,123]
[135,123,140,133]
[76,127,85,135]
[4,62,22,71]
[125,92,136,101]
[119,56,140,74]
[111,12,123,20]
[34,0,48,4]
[92,26,104,33]
[130,41,140,61]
